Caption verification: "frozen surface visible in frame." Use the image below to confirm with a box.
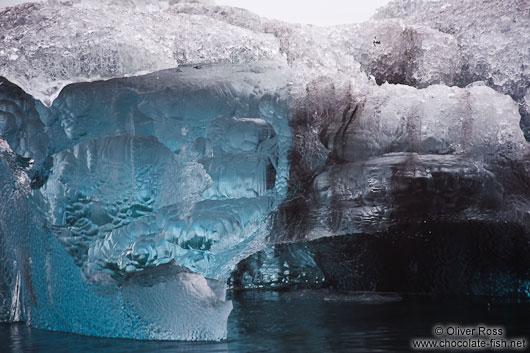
[324,84,527,163]
[1,0,464,107]
[327,20,461,88]
[0,0,530,343]
[37,63,291,282]
[0,1,281,106]
[0,62,290,339]
[374,0,530,95]
[1,0,528,109]
[277,80,530,243]
[0,136,232,340]
[374,0,530,135]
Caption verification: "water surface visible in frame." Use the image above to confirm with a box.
[2,290,529,352]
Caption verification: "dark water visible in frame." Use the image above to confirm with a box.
[1,290,530,353]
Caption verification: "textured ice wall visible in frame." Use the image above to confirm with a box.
[0,61,291,339]
[0,1,281,106]
[234,81,530,295]
[0,138,32,322]
[324,84,527,162]
[1,0,530,338]
[373,0,530,136]
[38,63,291,281]
[0,151,233,340]
[243,0,530,292]
[274,81,530,241]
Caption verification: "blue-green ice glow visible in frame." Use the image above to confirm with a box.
[0,62,292,340]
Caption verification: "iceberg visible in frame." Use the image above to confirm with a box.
[0,61,291,339]
[0,0,281,107]
[1,0,529,341]
[373,0,530,136]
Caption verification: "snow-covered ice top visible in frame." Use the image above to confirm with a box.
[57,0,215,11]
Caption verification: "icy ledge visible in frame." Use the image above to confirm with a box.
[2,0,527,110]
[0,0,479,107]
[0,1,282,107]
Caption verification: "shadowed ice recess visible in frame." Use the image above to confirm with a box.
[1,0,530,342]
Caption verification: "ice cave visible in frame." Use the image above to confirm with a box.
[0,0,530,351]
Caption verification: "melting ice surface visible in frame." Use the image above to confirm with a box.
[1,0,530,342]
[39,63,291,281]
[0,62,292,340]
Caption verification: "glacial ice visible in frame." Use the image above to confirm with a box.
[0,58,291,339]
[373,0,530,136]
[374,0,530,94]
[1,0,530,342]
[325,83,527,162]
[272,82,530,243]
[231,221,530,296]
[0,1,281,107]
[327,20,461,88]
[37,62,291,281]
[0,102,233,341]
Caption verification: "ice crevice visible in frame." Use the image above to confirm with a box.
[1,0,530,342]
